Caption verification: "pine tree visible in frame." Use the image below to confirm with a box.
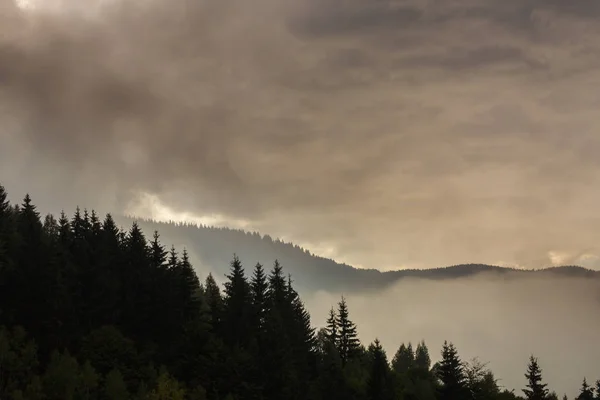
[222,255,252,348]
[177,249,202,309]
[576,378,594,400]
[71,207,85,243]
[18,194,42,247]
[97,213,123,326]
[367,338,393,400]
[250,262,268,332]
[121,222,152,340]
[523,356,549,400]
[335,296,360,366]
[286,274,317,398]
[42,214,59,239]
[105,368,129,400]
[392,343,414,374]
[168,245,178,269]
[204,273,223,331]
[325,308,338,345]
[0,185,9,220]
[42,350,80,399]
[15,195,49,343]
[262,260,295,400]
[415,340,432,371]
[594,381,600,400]
[267,260,287,308]
[78,361,99,399]
[0,185,10,277]
[437,341,468,400]
[89,210,102,241]
[149,231,168,270]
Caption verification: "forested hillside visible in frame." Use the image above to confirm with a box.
[1,185,598,400]
[123,217,600,294]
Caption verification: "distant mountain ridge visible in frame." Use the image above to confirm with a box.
[118,216,600,293]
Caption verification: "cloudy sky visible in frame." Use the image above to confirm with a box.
[2,0,600,270]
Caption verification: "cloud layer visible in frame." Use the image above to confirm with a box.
[2,0,600,269]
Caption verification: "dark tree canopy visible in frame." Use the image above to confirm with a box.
[0,184,594,400]
[524,356,550,400]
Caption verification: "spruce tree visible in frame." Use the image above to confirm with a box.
[335,296,360,366]
[262,260,294,400]
[15,195,49,344]
[204,273,223,331]
[415,340,432,371]
[105,369,129,400]
[18,194,42,248]
[437,341,468,400]
[523,356,549,400]
[89,210,102,241]
[0,185,9,272]
[367,338,393,400]
[325,308,338,345]
[167,245,178,270]
[0,185,9,220]
[594,381,600,400]
[286,274,317,399]
[392,343,414,374]
[121,222,152,340]
[177,249,202,312]
[576,378,594,400]
[149,231,168,271]
[250,262,268,332]
[222,254,252,348]
[42,214,59,239]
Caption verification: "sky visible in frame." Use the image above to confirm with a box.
[2,0,600,270]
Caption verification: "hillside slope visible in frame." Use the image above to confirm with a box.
[118,217,600,293]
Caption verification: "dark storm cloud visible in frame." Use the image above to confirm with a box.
[2,0,600,269]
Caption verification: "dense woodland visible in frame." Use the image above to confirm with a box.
[126,218,599,295]
[0,184,598,400]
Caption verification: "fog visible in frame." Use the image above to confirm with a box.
[304,273,600,398]
[3,0,600,269]
[2,0,600,393]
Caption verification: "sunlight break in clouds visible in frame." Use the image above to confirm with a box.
[125,192,253,230]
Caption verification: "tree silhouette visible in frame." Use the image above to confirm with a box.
[576,378,594,400]
[335,296,360,366]
[0,183,591,400]
[415,340,432,371]
[523,356,549,400]
[392,342,414,374]
[437,341,468,400]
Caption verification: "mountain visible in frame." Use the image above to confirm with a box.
[118,216,600,294]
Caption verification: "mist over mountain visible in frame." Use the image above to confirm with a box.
[120,216,600,397]
[1,185,600,398]
[3,0,600,396]
[121,216,600,293]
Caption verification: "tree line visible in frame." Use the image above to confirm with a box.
[0,184,598,400]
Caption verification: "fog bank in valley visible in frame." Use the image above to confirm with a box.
[305,273,600,397]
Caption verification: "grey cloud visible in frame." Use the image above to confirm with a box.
[397,45,547,72]
[2,0,600,269]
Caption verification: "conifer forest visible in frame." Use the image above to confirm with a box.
[0,184,598,400]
